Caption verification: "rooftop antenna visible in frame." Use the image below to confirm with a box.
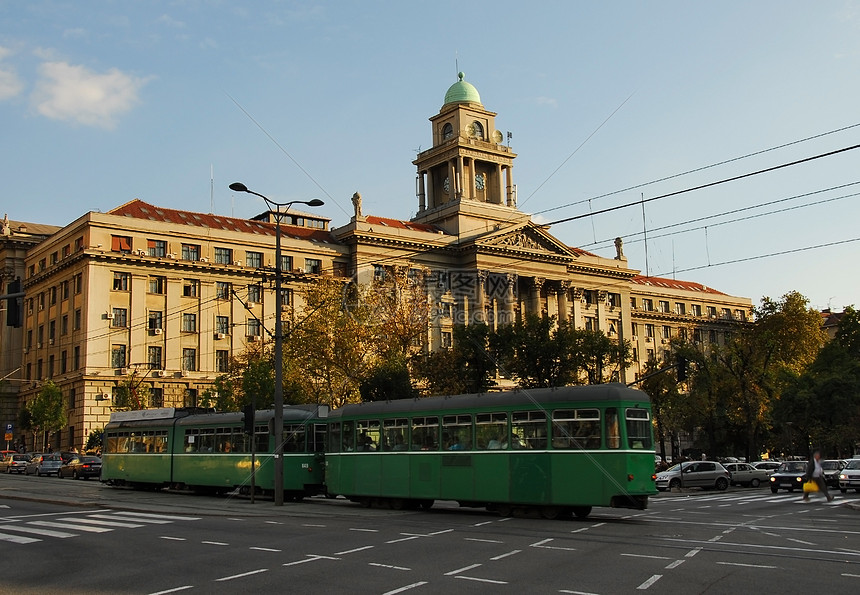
[210,164,214,214]
[455,53,459,77]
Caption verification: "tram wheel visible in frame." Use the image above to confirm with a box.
[390,498,406,510]
[541,506,563,520]
[572,506,592,519]
[417,499,434,510]
[495,504,513,517]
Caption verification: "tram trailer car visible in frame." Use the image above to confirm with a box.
[102,405,328,499]
[325,384,657,519]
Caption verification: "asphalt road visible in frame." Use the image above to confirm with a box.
[1,473,859,594]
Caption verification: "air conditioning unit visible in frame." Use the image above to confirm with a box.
[631,336,638,341]
[661,338,668,344]
[37,342,42,349]
[167,253,176,259]
[119,367,129,375]
[215,333,226,340]
[248,335,261,342]
[137,249,146,256]
[49,339,54,345]
[645,337,653,343]
[233,260,242,266]
[200,257,209,263]
[293,268,304,274]
[152,370,164,377]
[105,312,114,320]
[152,328,163,335]
[180,370,189,377]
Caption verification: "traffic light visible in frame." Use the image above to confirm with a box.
[676,354,688,381]
[5,278,21,328]
[242,404,255,435]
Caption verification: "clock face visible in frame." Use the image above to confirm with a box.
[443,176,450,193]
[475,173,485,191]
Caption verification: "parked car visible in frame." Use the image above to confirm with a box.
[769,460,808,493]
[655,461,730,491]
[58,456,102,480]
[1,453,31,474]
[839,459,860,493]
[752,461,781,475]
[23,454,46,476]
[25,453,63,477]
[723,462,770,487]
[821,460,846,488]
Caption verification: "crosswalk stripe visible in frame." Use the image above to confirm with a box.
[2,524,77,538]
[113,511,201,521]
[30,520,113,533]
[92,514,171,524]
[0,532,41,544]
[63,518,144,529]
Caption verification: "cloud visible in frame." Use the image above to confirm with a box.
[32,61,151,128]
[158,14,186,28]
[534,96,558,108]
[0,47,24,100]
[63,28,88,40]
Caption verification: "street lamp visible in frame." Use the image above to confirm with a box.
[229,182,324,506]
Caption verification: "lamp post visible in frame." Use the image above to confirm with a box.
[229,182,323,506]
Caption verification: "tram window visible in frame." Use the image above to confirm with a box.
[328,422,342,452]
[284,424,306,453]
[552,409,601,449]
[153,431,168,453]
[342,421,356,452]
[512,411,547,449]
[606,408,621,449]
[442,414,472,450]
[411,416,439,451]
[475,413,507,449]
[196,428,216,452]
[105,432,121,453]
[625,409,652,449]
[184,430,198,452]
[215,428,234,453]
[312,423,327,453]
[254,425,268,453]
[356,420,380,451]
[382,418,408,451]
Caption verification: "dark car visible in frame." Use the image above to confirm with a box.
[769,460,808,493]
[1,453,31,474]
[58,456,102,480]
[821,459,846,488]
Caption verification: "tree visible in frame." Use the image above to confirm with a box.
[413,323,496,395]
[578,328,632,385]
[359,353,416,401]
[114,373,151,410]
[491,314,579,388]
[639,358,683,462]
[85,428,103,453]
[28,381,66,451]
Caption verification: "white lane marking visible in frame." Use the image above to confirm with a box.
[202,541,229,546]
[490,550,521,561]
[708,536,722,542]
[717,562,778,569]
[559,590,600,595]
[387,536,421,544]
[64,518,143,529]
[2,525,76,538]
[160,536,186,541]
[250,547,281,552]
[30,521,111,533]
[148,586,194,595]
[264,521,282,525]
[465,538,504,543]
[473,521,494,527]
[665,560,685,569]
[350,528,379,532]
[531,538,553,547]
[842,573,860,578]
[90,514,171,525]
[381,582,428,595]
[621,554,670,560]
[455,576,507,584]
[113,511,200,521]
[0,505,9,509]
[445,563,482,576]
[685,549,701,558]
[660,537,860,557]
[369,562,411,571]
[428,529,455,536]
[787,538,816,546]
[214,568,268,581]
[335,545,374,555]
[637,574,662,590]
[283,555,339,566]
[0,532,40,544]
[498,517,512,522]
[303,524,326,527]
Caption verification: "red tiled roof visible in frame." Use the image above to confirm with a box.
[631,275,728,296]
[108,199,337,243]
[366,215,446,234]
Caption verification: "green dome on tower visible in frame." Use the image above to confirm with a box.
[444,72,482,105]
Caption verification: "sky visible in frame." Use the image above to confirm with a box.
[2,1,859,312]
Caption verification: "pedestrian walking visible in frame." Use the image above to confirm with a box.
[803,450,833,502]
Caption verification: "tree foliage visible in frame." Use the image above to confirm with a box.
[114,374,151,410]
[28,381,67,450]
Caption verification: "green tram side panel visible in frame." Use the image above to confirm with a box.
[472,452,510,503]
[408,454,439,499]
[439,453,475,501]
[380,454,409,498]
[102,453,172,484]
[172,453,259,489]
[548,451,620,507]
[509,452,551,505]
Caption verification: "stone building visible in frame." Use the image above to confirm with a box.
[6,74,752,450]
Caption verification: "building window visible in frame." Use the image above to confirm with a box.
[37,359,43,380]
[149,276,166,294]
[111,344,127,368]
[441,331,452,348]
[61,350,68,374]
[735,309,746,321]
[709,329,718,344]
[183,279,199,297]
[662,325,672,339]
[151,388,164,408]
[642,299,653,312]
[279,288,292,307]
[646,348,655,362]
[659,300,670,313]
[644,324,655,338]
[61,280,69,300]
[111,235,133,254]
[608,293,621,308]
[675,302,686,315]
[113,272,130,291]
[74,346,80,369]
[38,292,45,310]
[68,387,76,409]
[181,244,200,261]
[678,327,688,340]
[693,329,703,343]
[722,308,732,319]
[148,346,162,370]
[62,244,70,259]
[279,255,293,271]
[74,273,82,294]
[50,251,58,265]
[247,284,262,303]
[147,239,167,257]
[74,308,81,331]
[182,348,197,372]
[48,355,54,378]
[585,317,597,331]
[691,304,702,316]
[27,264,35,279]
[181,313,197,333]
[216,350,230,373]
[247,318,261,337]
[38,325,44,345]
[707,306,717,318]
[74,237,84,252]
[48,320,56,341]
[111,308,128,328]
[148,311,163,330]
[49,286,57,305]
[631,322,638,337]
[61,315,68,336]
[26,330,32,350]
[245,251,263,268]
[214,247,233,264]
[215,316,230,334]
[305,258,322,274]
[215,282,231,300]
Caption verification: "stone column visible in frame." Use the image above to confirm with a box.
[557,281,570,322]
[426,171,434,209]
[448,160,457,203]
[597,290,608,333]
[417,172,426,213]
[571,287,584,329]
[456,156,465,200]
[506,166,516,207]
[475,270,488,324]
[531,277,545,317]
[503,273,517,327]
[547,284,559,328]
[496,163,504,205]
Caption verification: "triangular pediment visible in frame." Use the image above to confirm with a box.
[476,222,579,258]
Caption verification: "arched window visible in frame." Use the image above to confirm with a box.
[472,121,484,139]
[442,123,453,140]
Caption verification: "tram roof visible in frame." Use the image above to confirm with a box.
[330,383,650,419]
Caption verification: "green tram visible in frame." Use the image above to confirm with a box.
[325,384,657,519]
[101,405,328,499]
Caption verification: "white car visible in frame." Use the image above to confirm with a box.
[723,462,770,487]
[839,459,860,493]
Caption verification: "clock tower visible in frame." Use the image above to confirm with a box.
[412,73,525,236]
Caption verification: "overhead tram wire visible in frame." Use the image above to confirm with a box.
[534,120,860,217]
[543,143,860,228]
